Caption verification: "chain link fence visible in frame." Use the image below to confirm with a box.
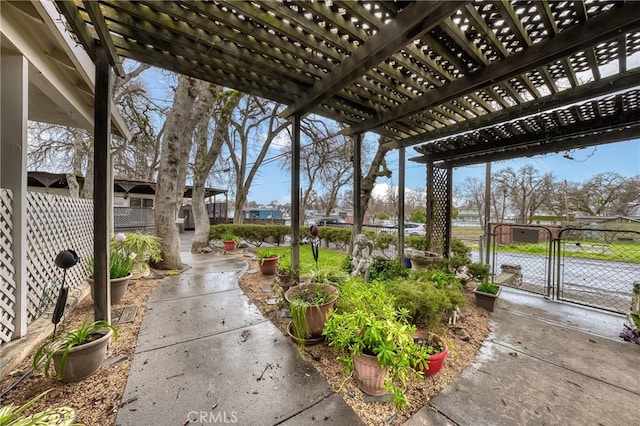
[557,228,640,313]
[490,224,555,297]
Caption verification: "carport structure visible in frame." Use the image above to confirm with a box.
[53,0,640,318]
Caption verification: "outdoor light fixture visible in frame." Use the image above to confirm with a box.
[52,250,79,331]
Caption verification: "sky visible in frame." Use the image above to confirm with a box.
[247,138,640,205]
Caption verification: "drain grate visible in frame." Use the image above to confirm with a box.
[111,305,138,325]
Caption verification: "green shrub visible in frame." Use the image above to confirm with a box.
[369,257,409,282]
[405,235,426,250]
[386,270,465,328]
[467,262,490,282]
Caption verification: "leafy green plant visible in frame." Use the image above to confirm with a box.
[476,281,500,295]
[87,250,134,279]
[111,232,162,265]
[220,232,239,244]
[290,298,311,339]
[0,388,84,426]
[323,279,426,410]
[33,320,118,379]
[386,270,465,328]
[467,262,490,282]
[307,265,349,285]
[278,256,292,274]
[405,235,427,251]
[369,257,409,282]
[256,248,278,265]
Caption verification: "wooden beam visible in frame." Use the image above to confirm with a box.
[54,0,95,60]
[347,3,640,135]
[426,108,640,163]
[618,35,627,73]
[282,1,465,117]
[387,69,640,149]
[83,0,124,76]
[493,0,533,48]
[586,48,601,81]
[536,1,559,36]
[291,114,301,280]
[433,125,640,168]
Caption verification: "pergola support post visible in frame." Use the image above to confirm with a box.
[397,147,406,261]
[93,45,111,323]
[352,133,362,238]
[291,114,301,280]
[1,54,28,339]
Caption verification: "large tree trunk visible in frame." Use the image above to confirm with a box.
[358,138,392,226]
[191,91,241,251]
[154,76,218,269]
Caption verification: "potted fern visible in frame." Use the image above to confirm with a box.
[33,319,118,382]
[87,249,134,305]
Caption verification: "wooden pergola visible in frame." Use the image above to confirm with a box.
[53,0,640,319]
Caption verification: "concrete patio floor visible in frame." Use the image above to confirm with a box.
[405,287,639,425]
[117,233,638,425]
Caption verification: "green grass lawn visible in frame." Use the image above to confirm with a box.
[267,246,348,275]
[493,242,640,264]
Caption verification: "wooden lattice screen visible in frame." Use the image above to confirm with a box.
[426,164,452,257]
[26,192,93,325]
[0,188,16,343]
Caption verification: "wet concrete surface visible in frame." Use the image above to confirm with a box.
[116,236,361,425]
[405,287,639,426]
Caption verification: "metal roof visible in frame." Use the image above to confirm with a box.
[55,0,640,165]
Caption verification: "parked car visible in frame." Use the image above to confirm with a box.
[316,217,348,227]
[404,222,426,235]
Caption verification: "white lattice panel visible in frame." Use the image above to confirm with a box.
[26,192,93,324]
[1,188,16,343]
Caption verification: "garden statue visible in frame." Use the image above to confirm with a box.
[351,234,373,282]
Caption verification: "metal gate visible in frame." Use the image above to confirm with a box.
[491,224,555,297]
[556,228,640,313]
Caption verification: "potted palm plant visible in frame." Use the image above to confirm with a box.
[33,319,118,382]
[87,250,134,304]
[256,248,279,275]
[323,279,426,410]
[473,280,501,312]
[220,232,239,251]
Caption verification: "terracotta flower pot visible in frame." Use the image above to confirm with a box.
[353,353,389,396]
[413,331,449,376]
[259,256,279,275]
[284,283,338,337]
[88,274,131,305]
[53,329,113,382]
[224,240,237,251]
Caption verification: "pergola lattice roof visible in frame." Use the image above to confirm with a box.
[56,0,640,165]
